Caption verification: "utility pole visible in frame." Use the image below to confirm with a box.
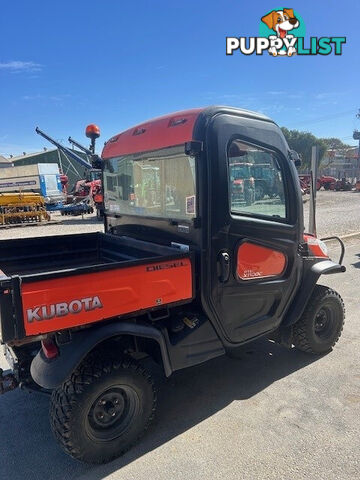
[309,145,319,236]
[353,109,360,179]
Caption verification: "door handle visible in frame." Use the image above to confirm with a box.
[218,251,231,283]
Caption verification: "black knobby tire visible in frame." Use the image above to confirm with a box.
[245,188,255,206]
[255,185,265,201]
[49,355,156,464]
[293,285,345,354]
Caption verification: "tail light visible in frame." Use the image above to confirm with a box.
[41,338,59,359]
[303,234,329,258]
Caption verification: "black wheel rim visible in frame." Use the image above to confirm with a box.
[313,306,334,340]
[86,385,140,442]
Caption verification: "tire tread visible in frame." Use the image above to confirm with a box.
[49,354,156,463]
[293,285,345,354]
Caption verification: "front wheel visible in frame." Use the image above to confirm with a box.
[50,355,156,464]
[293,285,345,354]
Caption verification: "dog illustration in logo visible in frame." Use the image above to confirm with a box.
[261,8,299,56]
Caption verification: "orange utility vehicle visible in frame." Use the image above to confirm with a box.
[0,107,346,464]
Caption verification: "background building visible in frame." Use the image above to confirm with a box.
[321,147,360,180]
[6,148,89,190]
[0,155,14,168]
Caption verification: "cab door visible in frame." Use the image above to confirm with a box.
[206,114,303,344]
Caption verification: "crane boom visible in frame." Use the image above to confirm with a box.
[35,127,93,170]
[68,137,93,156]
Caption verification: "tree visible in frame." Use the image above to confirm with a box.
[320,138,351,150]
[281,127,327,171]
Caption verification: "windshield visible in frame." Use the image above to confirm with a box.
[103,145,197,220]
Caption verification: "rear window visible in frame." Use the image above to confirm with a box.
[103,145,197,220]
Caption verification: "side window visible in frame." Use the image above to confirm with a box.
[227,140,287,220]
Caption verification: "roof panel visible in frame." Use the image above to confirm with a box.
[101,108,205,159]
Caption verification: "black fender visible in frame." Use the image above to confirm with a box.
[282,259,346,328]
[30,322,172,389]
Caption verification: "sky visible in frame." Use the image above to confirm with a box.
[0,0,359,156]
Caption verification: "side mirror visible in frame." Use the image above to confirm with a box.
[289,150,301,168]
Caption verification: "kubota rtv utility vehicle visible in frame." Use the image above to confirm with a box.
[0,106,346,463]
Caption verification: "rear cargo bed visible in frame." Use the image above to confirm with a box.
[0,232,177,277]
[0,233,193,343]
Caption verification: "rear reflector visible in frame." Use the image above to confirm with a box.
[41,339,59,360]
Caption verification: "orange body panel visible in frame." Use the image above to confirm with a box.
[22,258,192,336]
[101,108,204,159]
[237,242,287,280]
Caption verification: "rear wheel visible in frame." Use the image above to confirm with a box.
[293,285,345,354]
[255,184,265,201]
[245,188,255,206]
[50,355,156,464]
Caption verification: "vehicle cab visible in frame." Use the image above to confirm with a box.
[101,106,304,347]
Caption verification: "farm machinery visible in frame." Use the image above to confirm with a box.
[0,192,50,225]
[35,125,104,218]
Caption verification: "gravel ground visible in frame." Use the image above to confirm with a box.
[0,190,358,241]
[303,190,360,238]
[0,211,103,240]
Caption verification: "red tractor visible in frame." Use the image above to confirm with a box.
[318,175,336,190]
[298,174,336,192]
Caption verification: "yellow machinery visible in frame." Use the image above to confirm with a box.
[0,193,50,225]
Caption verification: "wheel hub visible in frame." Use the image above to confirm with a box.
[87,385,140,441]
[92,391,126,427]
[314,307,333,339]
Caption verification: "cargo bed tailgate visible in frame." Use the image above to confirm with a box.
[0,234,194,343]
[22,256,193,337]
